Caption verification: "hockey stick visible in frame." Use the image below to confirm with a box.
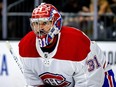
[6,41,23,74]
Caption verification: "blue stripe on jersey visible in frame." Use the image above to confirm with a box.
[102,69,116,87]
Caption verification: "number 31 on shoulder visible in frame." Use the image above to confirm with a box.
[86,55,101,72]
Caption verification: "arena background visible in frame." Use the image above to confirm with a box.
[0,0,116,87]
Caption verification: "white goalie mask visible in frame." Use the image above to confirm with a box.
[30,3,62,47]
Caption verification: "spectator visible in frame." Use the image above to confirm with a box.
[61,0,92,36]
[107,0,116,39]
[89,0,113,39]
[107,0,116,15]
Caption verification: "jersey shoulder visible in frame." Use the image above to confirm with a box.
[61,26,90,49]
[56,26,91,61]
[61,26,87,38]
[19,31,40,57]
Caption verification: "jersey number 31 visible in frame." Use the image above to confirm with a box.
[86,56,101,72]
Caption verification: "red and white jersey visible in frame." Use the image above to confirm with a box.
[19,26,107,87]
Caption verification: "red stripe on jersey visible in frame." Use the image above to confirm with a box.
[108,75,114,87]
[106,72,114,87]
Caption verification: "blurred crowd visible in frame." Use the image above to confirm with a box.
[0,0,116,40]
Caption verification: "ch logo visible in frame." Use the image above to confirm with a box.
[39,72,71,87]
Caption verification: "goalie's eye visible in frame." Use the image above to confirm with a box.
[31,22,39,26]
[32,22,39,25]
[40,21,52,25]
[43,22,48,25]
[35,22,39,25]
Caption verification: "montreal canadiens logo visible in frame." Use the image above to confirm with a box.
[39,72,71,87]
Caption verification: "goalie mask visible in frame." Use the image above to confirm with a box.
[30,3,62,47]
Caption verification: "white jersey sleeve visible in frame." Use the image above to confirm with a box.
[73,41,106,87]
